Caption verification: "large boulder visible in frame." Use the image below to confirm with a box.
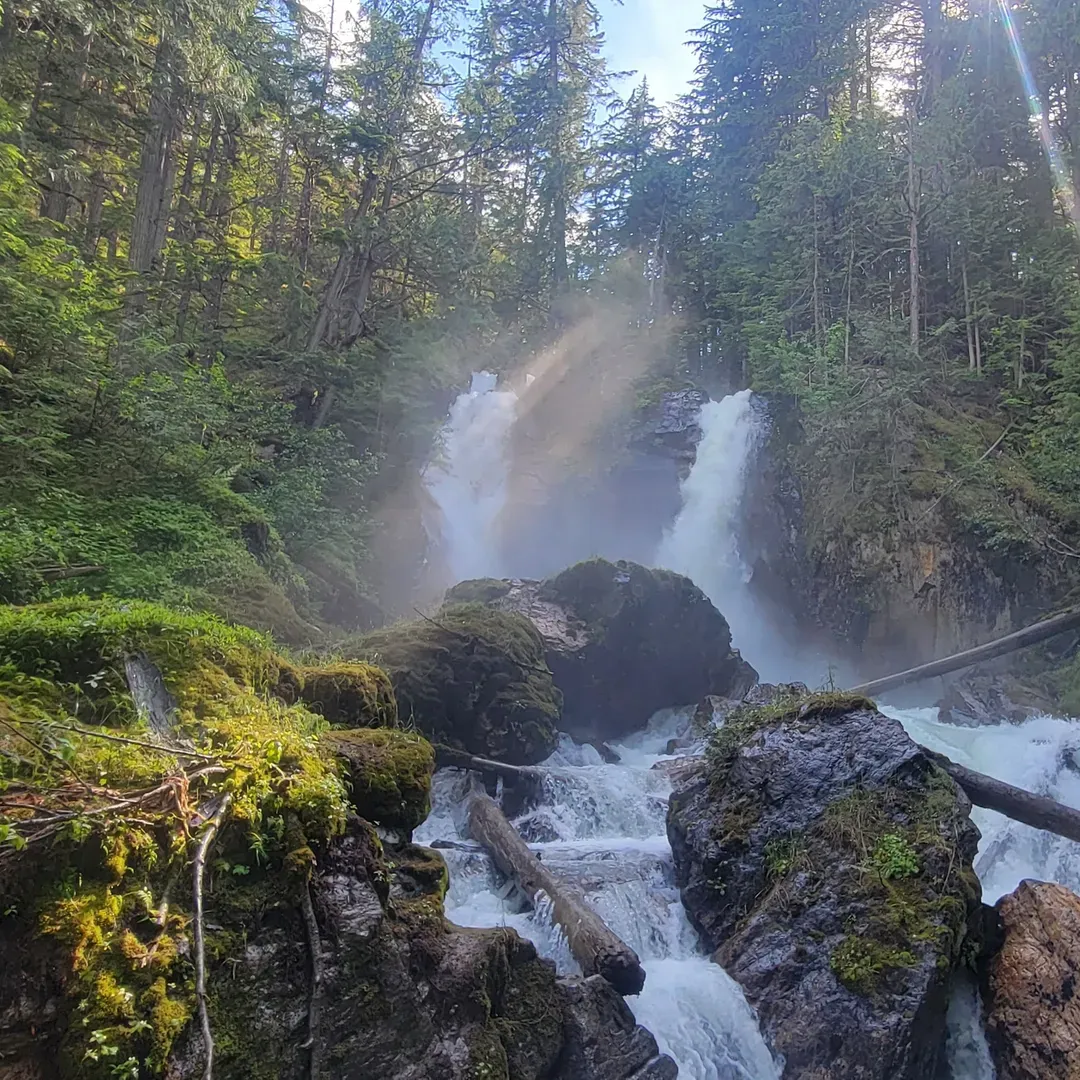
[446,559,757,741]
[984,880,1080,1080]
[354,602,561,765]
[667,692,983,1080]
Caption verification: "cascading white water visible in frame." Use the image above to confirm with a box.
[655,391,759,640]
[654,391,842,685]
[423,371,517,582]
[416,713,781,1080]
[883,704,1080,1080]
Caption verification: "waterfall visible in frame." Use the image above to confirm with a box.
[654,391,838,684]
[423,371,517,582]
[416,715,782,1080]
[655,390,760,620]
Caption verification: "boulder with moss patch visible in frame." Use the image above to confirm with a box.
[667,690,983,1079]
[353,603,561,765]
[325,728,435,836]
[446,559,757,741]
[279,661,397,727]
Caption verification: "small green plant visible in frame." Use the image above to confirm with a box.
[764,834,805,879]
[830,935,917,993]
[871,833,921,880]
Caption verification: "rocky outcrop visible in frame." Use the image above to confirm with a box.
[355,602,562,765]
[164,821,676,1080]
[630,387,708,462]
[934,672,1052,727]
[446,559,757,742]
[984,880,1080,1080]
[667,692,983,1080]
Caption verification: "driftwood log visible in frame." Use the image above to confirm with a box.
[930,752,1080,844]
[435,746,546,778]
[466,790,646,995]
[849,607,1080,698]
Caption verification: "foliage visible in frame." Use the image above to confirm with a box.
[0,598,418,1077]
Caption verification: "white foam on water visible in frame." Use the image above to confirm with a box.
[418,711,782,1079]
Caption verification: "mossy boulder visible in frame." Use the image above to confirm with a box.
[353,603,561,765]
[667,690,983,1080]
[283,662,397,727]
[325,728,434,834]
[0,598,377,1077]
[446,558,758,741]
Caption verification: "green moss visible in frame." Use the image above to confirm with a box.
[444,578,513,605]
[0,598,374,1077]
[325,728,434,832]
[353,603,561,765]
[830,935,917,993]
[291,661,397,728]
[394,843,450,900]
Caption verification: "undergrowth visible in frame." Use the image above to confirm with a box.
[0,597,416,1078]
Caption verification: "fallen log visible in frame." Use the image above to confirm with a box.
[928,751,1080,844]
[466,789,646,996]
[849,607,1080,698]
[435,745,546,778]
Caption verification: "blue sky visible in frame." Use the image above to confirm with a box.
[599,0,705,104]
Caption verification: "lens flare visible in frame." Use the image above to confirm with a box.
[995,0,1079,233]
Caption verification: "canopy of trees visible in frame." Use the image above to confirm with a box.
[1,0,1078,635]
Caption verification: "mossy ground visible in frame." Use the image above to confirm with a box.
[0,597,429,1079]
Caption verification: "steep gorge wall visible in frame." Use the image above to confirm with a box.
[740,395,1080,680]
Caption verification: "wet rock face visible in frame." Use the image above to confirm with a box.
[667,695,983,1080]
[631,388,709,462]
[934,673,1052,727]
[160,819,675,1080]
[447,559,758,742]
[985,880,1080,1080]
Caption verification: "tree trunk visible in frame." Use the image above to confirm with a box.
[547,0,568,290]
[962,252,976,371]
[129,38,182,280]
[467,790,646,996]
[848,608,1080,697]
[907,115,920,355]
[929,752,1080,845]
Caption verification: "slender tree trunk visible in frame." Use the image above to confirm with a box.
[849,25,860,116]
[548,0,568,289]
[844,232,854,367]
[84,172,107,258]
[962,253,976,371]
[907,116,920,355]
[130,38,182,279]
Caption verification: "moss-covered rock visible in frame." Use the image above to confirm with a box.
[353,603,561,765]
[667,690,983,1080]
[0,599,354,1077]
[325,728,434,834]
[284,661,397,727]
[447,559,758,741]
